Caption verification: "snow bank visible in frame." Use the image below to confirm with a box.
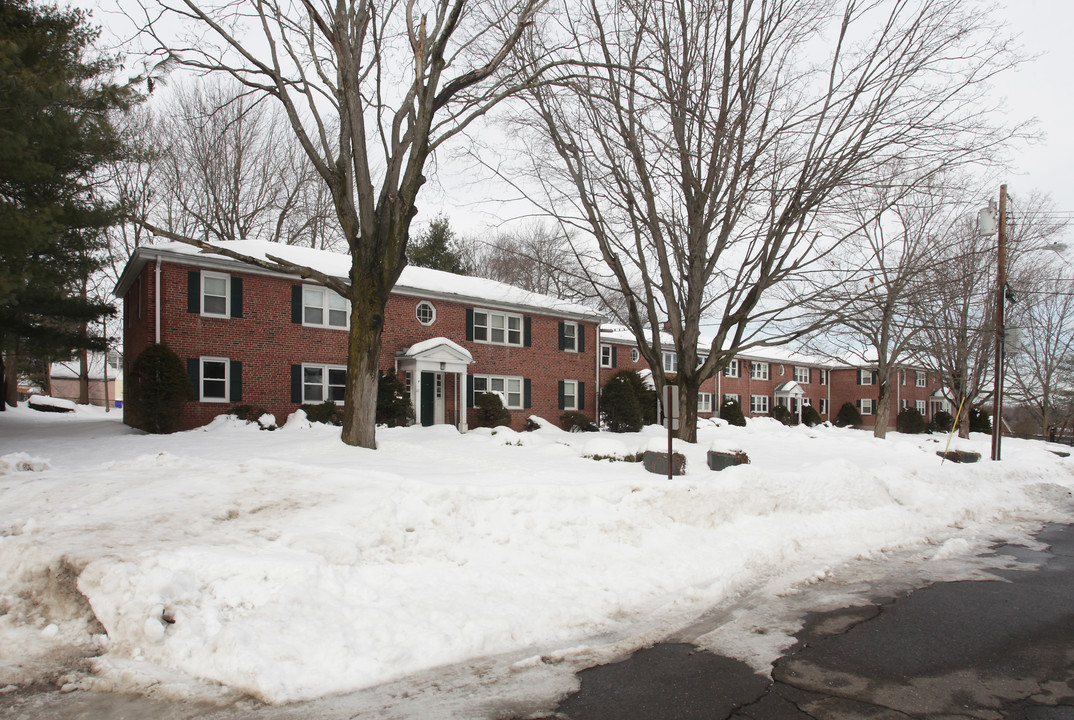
[1,403,1072,703]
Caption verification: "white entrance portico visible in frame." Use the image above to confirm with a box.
[774,380,805,422]
[396,337,473,431]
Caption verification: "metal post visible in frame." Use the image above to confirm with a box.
[991,185,1008,461]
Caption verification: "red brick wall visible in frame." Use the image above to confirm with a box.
[124,261,599,432]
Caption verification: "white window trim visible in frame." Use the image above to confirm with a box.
[663,352,677,373]
[201,271,230,318]
[794,366,810,384]
[302,363,347,404]
[915,371,927,388]
[473,308,524,347]
[473,374,524,410]
[859,369,874,386]
[600,345,613,368]
[698,393,712,413]
[724,359,739,378]
[200,356,230,403]
[630,348,640,363]
[723,393,740,405]
[750,394,770,414]
[562,378,579,411]
[819,369,828,386]
[860,398,874,415]
[916,400,927,414]
[303,285,350,330]
[750,362,769,381]
[819,398,828,414]
[416,300,436,326]
[563,321,579,353]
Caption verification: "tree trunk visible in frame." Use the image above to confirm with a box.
[958,410,970,439]
[873,379,890,439]
[78,347,90,404]
[676,380,699,443]
[340,288,386,449]
[3,353,18,407]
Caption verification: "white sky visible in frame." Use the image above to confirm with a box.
[79,0,1074,240]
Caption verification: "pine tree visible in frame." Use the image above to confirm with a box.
[0,0,133,406]
[407,216,470,275]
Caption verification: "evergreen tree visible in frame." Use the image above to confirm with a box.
[0,0,133,406]
[408,215,470,275]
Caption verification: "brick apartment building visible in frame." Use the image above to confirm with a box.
[115,241,602,432]
[115,240,948,433]
[598,326,948,428]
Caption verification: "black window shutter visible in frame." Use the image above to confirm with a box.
[524,378,532,408]
[856,371,862,385]
[231,277,243,318]
[466,309,474,341]
[809,368,813,384]
[524,316,532,347]
[187,272,200,314]
[466,375,474,407]
[230,361,242,401]
[291,286,303,324]
[578,325,586,353]
[291,364,302,403]
[579,381,586,410]
[187,358,199,400]
[856,399,861,410]
[872,371,878,385]
[558,322,566,351]
[558,380,565,410]
[612,346,618,367]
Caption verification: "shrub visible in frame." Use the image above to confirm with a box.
[377,369,414,427]
[125,343,191,434]
[970,407,992,434]
[801,404,823,427]
[229,405,270,423]
[834,401,863,428]
[770,404,794,426]
[302,400,342,425]
[600,371,644,432]
[474,391,511,428]
[720,398,746,426]
[930,410,954,433]
[561,411,598,432]
[896,407,926,434]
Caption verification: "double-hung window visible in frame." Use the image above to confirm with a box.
[859,369,874,385]
[750,395,770,414]
[698,393,713,413]
[473,375,523,409]
[473,309,523,346]
[794,366,810,384]
[819,398,828,414]
[663,352,677,373]
[860,398,874,415]
[818,369,828,386]
[916,371,927,388]
[201,272,230,317]
[723,359,739,378]
[601,345,614,367]
[561,322,578,352]
[750,362,769,380]
[302,364,347,403]
[561,379,579,411]
[200,357,229,402]
[303,286,349,329]
[723,393,740,405]
[916,400,926,414]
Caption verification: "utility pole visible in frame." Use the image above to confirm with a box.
[991,185,1008,461]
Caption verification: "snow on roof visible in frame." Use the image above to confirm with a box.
[121,241,603,321]
[403,337,474,361]
[51,354,120,380]
[599,325,833,367]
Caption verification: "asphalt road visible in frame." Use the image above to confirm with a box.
[539,523,1074,720]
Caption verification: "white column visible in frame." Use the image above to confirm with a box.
[458,366,468,432]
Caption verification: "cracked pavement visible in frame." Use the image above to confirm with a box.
[538,523,1074,720]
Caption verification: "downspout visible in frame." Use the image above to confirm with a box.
[155,255,161,344]
[594,321,601,422]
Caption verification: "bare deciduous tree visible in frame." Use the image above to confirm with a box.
[518,0,1021,441]
[133,0,545,447]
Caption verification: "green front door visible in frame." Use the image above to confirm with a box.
[420,372,435,427]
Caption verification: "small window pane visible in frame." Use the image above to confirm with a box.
[328,368,346,402]
[304,367,324,402]
[202,360,227,399]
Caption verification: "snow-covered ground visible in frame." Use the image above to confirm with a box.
[2,404,1073,712]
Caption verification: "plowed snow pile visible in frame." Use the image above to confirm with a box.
[2,404,1072,703]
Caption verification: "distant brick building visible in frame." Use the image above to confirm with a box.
[115,241,602,432]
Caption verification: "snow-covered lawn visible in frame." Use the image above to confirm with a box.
[1,404,1072,705]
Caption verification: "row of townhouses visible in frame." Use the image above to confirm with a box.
[114,241,949,432]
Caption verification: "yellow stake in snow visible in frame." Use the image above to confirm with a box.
[941,397,968,465]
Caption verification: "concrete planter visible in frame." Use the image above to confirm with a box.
[707,450,750,471]
[643,451,687,476]
[936,450,981,463]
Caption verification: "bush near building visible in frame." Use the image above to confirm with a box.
[834,401,863,429]
[125,343,191,434]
